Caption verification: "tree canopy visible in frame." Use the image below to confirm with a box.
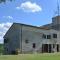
[0,0,14,3]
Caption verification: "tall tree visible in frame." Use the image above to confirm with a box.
[0,0,14,3]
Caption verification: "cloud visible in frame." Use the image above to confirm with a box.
[16,7,20,10]
[0,22,12,44]
[3,16,13,20]
[16,1,42,12]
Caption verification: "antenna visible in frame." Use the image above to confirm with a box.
[57,0,59,16]
[53,0,60,17]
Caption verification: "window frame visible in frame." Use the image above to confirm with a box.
[4,38,9,43]
[25,39,29,44]
[42,34,46,39]
[53,34,57,38]
[47,35,51,39]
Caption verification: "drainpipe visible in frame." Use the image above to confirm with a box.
[20,25,22,53]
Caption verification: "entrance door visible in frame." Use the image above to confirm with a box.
[57,44,59,52]
[42,44,48,53]
[49,44,51,53]
[42,44,52,53]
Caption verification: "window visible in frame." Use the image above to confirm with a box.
[4,38,9,43]
[53,34,57,38]
[42,34,46,39]
[25,39,29,43]
[33,43,36,48]
[47,35,51,39]
[6,48,8,51]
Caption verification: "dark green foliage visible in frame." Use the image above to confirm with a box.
[0,44,4,54]
[0,0,14,3]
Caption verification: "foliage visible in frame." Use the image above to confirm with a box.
[0,0,14,3]
[0,44,4,54]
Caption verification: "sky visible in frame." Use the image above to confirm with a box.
[0,0,60,43]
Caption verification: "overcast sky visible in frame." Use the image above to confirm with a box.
[0,0,60,43]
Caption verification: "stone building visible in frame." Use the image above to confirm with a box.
[4,16,60,54]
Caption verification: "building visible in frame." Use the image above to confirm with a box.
[3,16,60,54]
[41,16,60,30]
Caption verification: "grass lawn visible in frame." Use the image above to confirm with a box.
[0,53,60,60]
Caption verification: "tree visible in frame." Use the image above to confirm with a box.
[0,0,14,3]
[0,44,4,55]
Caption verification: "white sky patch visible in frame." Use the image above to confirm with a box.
[16,7,20,10]
[0,37,3,44]
[0,22,12,44]
[3,16,13,20]
[16,1,42,12]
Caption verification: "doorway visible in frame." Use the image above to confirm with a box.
[42,44,52,53]
[57,44,59,52]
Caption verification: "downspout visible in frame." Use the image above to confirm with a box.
[20,24,22,53]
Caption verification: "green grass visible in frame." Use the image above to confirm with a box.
[0,53,60,60]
